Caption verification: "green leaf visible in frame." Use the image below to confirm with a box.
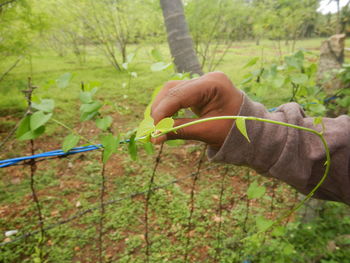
[240,76,253,85]
[80,111,99,122]
[85,83,101,92]
[256,216,273,232]
[165,139,185,147]
[79,91,93,104]
[32,99,55,113]
[101,134,119,163]
[62,133,80,152]
[151,48,163,61]
[96,116,113,131]
[285,56,302,70]
[136,117,155,141]
[16,115,31,139]
[272,226,285,237]
[151,62,172,72]
[18,126,45,141]
[247,181,266,199]
[283,244,295,255]
[308,103,326,115]
[313,116,323,126]
[127,53,135,63]
[291,73,308,85]
[236,118,250,142]
[155,117,174,132]
[243,57,259,69]
[30,111,52,131]
[272,75,286,88]
[143,142,154,155]
[80,101,103,113]
[56,72,73,89]
[128,134,138,161]
[122,62,128,70]
[130,72,138,78]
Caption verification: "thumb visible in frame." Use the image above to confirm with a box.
[151,118,205,144]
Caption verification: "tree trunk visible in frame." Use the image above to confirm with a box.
[160,0,203,76]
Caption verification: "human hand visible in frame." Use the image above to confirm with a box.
[151,72,243,149]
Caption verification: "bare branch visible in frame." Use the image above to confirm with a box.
[0,0,17,8]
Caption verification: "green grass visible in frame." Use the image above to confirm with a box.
[1,39,350,262]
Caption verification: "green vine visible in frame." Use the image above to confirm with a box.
[146,115,330,234]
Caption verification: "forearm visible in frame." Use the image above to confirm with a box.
[208,94,350,205]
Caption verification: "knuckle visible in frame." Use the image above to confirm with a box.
[164,80,181,89]
[167,87,184,98]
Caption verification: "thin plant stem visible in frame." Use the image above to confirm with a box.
[144,143,164,262]
[213,166,228,262]
[98,152,106,263]
[51,118,101,149]
[153,115,331,234]
[243,169,251,233]
[184,145,207,263]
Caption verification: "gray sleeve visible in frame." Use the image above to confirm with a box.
[208,94,350,205]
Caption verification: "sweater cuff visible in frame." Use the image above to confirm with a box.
[207,94,287,175]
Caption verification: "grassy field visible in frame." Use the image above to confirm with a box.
[1,38,350,262]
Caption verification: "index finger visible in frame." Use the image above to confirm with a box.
[151,76,215,124]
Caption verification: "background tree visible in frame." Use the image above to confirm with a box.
[186,0,253,71]
[0,0,47,81]
[160,0,203,75]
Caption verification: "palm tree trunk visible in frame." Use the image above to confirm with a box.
[160,0,203,76]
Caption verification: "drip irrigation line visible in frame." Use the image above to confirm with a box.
[0,139,130,168]
[0,95,337,169]
[0,165,216,247]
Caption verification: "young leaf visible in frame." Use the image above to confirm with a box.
[80,101,103,121]
[155,117,174,132]
[127,53,135,63]
[128,134,138,161]
[151,62,172,72]
[308,103,326,115]
[96,116,113,131]
[30,111,52,131]
[151,48,163,61]
[291,73,308,85]
[122,63,128,70]
[165,139,185,147]
[32,99,55,113]
[80,101,103,114]
[313,116,323,126]
[136,117,155,140]
[79,91,93,104]
[101,134,119,163]
[272,75,286,88]
[243,57,259,69]
[247,180,266,199]
[18,126,45,141]
[272,226,285,237]
[236,118,250,142]
[16,115,31,139]
[62,134,80,152]
[256,215,273,232]
[56,72,73,89]
[143,142,154,155]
